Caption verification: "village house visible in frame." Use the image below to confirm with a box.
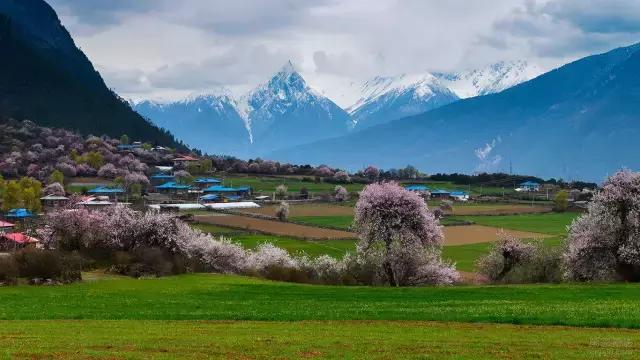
[172,155,199,167]
[5,208,33,220]
[193,178,222,190]
[0,220,14,234]
[155,181,194,196]
[0,232,40,251]
[202,185,251,201]
[519,181,541,192]
[40,194,70,209]
[86,186,125,201]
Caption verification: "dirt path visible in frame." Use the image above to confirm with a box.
[194,214,356,240]
[196,214,549,244]
[240,204,354,217]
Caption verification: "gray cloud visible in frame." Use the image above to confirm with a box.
[46,0,640,101]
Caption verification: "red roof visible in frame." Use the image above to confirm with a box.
[2,233,39,244]
[173,155,198,161]
[0,221,14,228]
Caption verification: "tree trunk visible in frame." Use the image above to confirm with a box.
[383,260,397,287]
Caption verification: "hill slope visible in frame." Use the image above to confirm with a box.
[0,0,183,149]
[270,43,640,181]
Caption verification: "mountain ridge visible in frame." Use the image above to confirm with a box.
[0,0,184,149]
[268,42,640,181]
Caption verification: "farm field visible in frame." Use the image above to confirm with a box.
[450,212,580,236]
[1,274,640,327]
[242,202,551,218]
[194,214,549,245]
[2,320,640,359]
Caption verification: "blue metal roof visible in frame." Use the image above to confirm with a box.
[200,194,220,201]
[431,189,451,195]
[87,186,125,194]
[450,191,468,196]
[405,185,430,191]
[6,208,33,218]
[203,185,250,193]
[155,182,193,190]
[194,178,222,184]
[150,174,175,180]
[520,181,540,186]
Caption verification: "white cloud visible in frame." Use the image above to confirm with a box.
[47,0,640,102]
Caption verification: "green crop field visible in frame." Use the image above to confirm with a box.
[451,212,579,236]
[214,175,365,193]
[2,319,639,359]
[0,274,639,327]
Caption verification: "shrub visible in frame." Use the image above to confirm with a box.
[0,256,18,285]
[476,234,536,282]
[334,185,349,202]
[275,184,287,199]
[554,190,569,212]
[275,202,289,221]
[12,248,82,283]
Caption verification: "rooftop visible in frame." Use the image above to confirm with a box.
[87,186,125,194]
[155,181,193,190]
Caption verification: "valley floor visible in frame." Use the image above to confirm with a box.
[1,274,640,359]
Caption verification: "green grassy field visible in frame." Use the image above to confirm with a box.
[451,212,579,236]
[0,274,639,328]
[3,319,640,359]
[216,175,366,193]
[291,215,354,229]
[443,237,564,272]
[192,223,356,258]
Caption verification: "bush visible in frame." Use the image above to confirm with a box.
[554,190,569,212]
[12,248,82,283]
[109,247,188,278]
[275,202,289,221]
[0,256,18,285]
[476,235,561,284]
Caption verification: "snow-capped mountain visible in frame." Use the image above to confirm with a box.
[434,60,542,98]
[134,90,251,157]
[348,73,459,130]
[135,61,350,155]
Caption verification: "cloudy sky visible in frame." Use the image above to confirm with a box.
[48,0,640,103]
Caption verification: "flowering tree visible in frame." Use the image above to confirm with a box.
[333,171,351,183]
[97,164,118,179]
[354,182,457,286]
[363,166,380,180]
[314,166,334,178]
[476,233,536,281]
[275,184,287,199]
[334,185,349,202]
[174,170,192,184]
[44,182,65,196]
[275,201,289,221]
[565,170,640,281]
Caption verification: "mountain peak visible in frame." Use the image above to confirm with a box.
[279,60,297,74]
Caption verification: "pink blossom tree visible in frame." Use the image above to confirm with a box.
[565,170,640,281]
[334,185,349,202]
[363,166,380,181]
[354,182,457,286]
[44,182,65,196]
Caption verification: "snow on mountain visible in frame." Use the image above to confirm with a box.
[348,73,459,130]
[239,61,350,151]
[135,61,350,155]
[435,60,543,99]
